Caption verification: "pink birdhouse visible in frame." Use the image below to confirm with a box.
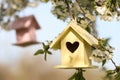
[9,15,41,47]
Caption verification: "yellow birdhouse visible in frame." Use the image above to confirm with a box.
[50,21,98,69]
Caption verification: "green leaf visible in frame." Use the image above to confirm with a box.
[45,45,49,51]
[103,38,110,46]
[42,43,46,48]
[102,60,106,66]
[47,51,52,55]
[42,43,49,51]
[69,69,86,80]
[106,70,115,75]
[68,72,76,80]
[34,49,44,55]
[116,66,120,70]
[116,66,120,72]
[115,72,120,80]
[78,71,85,80]
[75,72,79,80]
[85,27,91,33]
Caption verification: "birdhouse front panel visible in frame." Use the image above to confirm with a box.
[61,28,88,67]
[16,27,36,43]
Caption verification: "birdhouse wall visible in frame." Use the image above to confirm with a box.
[16,27,36,43]
[61,29,90,67]
[84,41,92,67]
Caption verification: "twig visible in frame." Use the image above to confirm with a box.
[111,59,117,68]
[110,59,119,72]
[75,0,94,26]
[75,0,86,17]
[64,0,74,20]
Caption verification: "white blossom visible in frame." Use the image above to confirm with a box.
[103,51,113,59]
[100,15,113,21]
[56,9,63,15]
[105,45,114,53]
[90,49,104,63]
[80,19,89,28]
[85,13,96,21]
[95,5,114,21]
[12,4,17,9]
[95,5,107,15]
[91,49,113,63]
[117,15,120,21]
[52,1,66,7]
[90,56,103,63]
[107,54,113,59]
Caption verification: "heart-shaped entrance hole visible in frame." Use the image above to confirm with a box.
[66,41,79,53]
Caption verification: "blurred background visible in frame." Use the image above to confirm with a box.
[0,1,120,80]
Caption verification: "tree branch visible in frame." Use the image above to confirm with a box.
[110,59,119,72]
[64,0,74,20]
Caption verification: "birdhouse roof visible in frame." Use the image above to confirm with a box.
[50,21,98,49]
[9,15,41,30]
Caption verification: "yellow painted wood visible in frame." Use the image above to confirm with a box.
[50,20,98,49]
[84,41,92,67]
[61,30,85,67]
[54,66,98,69]
[50,20,98,68]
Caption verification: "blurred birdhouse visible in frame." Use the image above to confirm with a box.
[9,15,41,47]
[50,21,98,69]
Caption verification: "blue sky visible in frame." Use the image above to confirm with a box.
[0,2,120,69]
